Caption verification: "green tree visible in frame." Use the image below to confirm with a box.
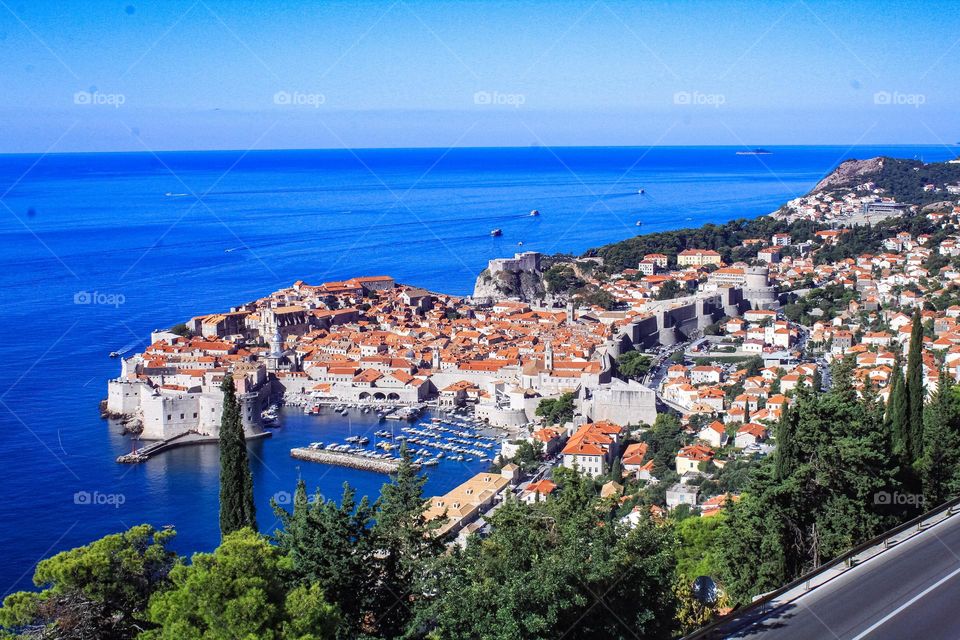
[414,488,676,639]
[0,525,177,640]
[219,374,257,537]
[143,528,340,640]
[169,322,192,338]
[919,370,960,506]
[370,444,441,638]
[656,280,682,301]
[719,365,902,604]
[543,264,585,293]
[774,405,798,482]
[617,351,652,381]
[641,413,686,476]
[674,514,727,581]
[509,439,545,474]
[272,480,375,636]
[535,392,576,425]
[906,313,926,464]
[672,576,731,637]
[887,356,911,461]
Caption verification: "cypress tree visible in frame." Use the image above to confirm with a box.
[218,374,257,537]
[888,362,910,460]
[774,404,798,481]
[812,367,823,393]
[906,313,925,463]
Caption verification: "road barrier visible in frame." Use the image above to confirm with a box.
[683,495,960,639]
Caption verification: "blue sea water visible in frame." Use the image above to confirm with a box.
[0,144,956,593]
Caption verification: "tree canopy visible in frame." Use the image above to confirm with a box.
[143,528,340,640]
[617,351,652,381]
[535,392,576,425]
[0,525,177,640]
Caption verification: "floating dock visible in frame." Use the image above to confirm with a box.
[290,447,415,474]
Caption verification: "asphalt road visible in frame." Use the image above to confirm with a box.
[729,512,960,639]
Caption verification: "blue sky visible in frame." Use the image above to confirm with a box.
[0,0,958,152]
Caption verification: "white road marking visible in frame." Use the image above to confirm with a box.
[849,563,960,640]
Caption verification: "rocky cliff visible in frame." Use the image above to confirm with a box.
[472,268,546,303]
[812,157,886,192]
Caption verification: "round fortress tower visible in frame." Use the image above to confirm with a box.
[744,266,770,289]
[743,266,777,309]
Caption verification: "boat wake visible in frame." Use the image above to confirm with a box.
[109,340,141,358]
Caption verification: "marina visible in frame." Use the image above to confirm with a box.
[289,406,503,471]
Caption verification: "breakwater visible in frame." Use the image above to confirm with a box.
[116,431,271,463]
[290,447,414,474]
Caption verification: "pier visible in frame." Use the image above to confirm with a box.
[290,447,414,474]
[116,431,271,463]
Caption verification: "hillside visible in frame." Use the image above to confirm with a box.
[579,155,960,272]
[582,216,813,273]
[812,156,960,206]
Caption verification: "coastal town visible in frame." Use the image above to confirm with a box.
[103,156,960,543]
[10,1,960,636]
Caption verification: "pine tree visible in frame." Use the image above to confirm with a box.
[919,369,960,506]
[720,360,902,604]
[218,374,257,537]
[372,443,439,638]
[273,479,375,634]
[906,312,925,464]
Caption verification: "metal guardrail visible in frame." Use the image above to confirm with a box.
[683,495,960,640]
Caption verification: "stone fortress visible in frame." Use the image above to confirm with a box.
[487,251,542,274]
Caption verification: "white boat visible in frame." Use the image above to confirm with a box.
[490,228,502,237]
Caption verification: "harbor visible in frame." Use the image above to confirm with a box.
[286,404,505,474]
